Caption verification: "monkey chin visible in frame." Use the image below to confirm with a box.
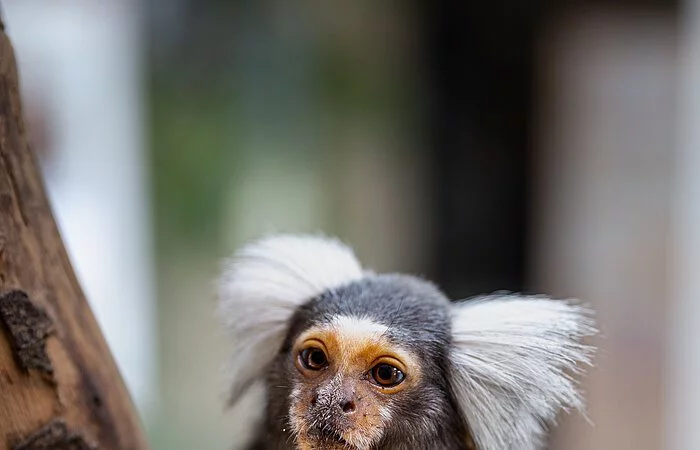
[296,435,349,450]
[296,429,378,450]
[297,436,370,450]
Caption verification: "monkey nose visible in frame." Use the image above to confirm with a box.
[341,399,356,414]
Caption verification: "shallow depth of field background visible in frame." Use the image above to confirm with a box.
[4,1,700,449]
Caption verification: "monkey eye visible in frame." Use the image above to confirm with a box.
[299,347,328,370]
[370,363,405,387]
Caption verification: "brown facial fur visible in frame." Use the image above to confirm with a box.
[289,316,422,450]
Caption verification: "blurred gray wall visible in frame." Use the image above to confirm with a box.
[534,8,677,449]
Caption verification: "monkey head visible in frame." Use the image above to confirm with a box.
[280,276,460,450]
[219,234,596,450]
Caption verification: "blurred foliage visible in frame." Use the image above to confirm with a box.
[148,1,417,255]
[149,75,240,253]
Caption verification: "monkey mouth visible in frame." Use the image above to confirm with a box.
[303,430,355,449]
[334,433,348,443]
[319,431,349,446]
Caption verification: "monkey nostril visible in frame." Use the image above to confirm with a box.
[341,400,356,414]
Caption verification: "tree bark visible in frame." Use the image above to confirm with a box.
[0,15,149,450]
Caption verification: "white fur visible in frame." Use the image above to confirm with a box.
[449,295,596,450]
[329,315,388,337]
[218,234,365,402]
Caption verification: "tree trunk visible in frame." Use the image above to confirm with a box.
[0,15,149,450]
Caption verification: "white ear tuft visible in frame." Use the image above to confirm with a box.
[218,233,365,403]
[448,295,596,450]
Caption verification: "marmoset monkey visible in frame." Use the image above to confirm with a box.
[219,234,595,450]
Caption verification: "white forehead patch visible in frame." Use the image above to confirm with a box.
[327,315,388,340]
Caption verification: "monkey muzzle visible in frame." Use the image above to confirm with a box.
[296,376,370,450]
[310,387,356,433]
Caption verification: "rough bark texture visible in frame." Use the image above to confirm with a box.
[0,17,149,450]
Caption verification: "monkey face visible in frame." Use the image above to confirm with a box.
[288,315,422,450]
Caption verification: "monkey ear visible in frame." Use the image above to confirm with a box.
[448,295,596,450]
[218,234,365,405]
